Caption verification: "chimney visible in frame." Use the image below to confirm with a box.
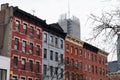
[1,3,9,10]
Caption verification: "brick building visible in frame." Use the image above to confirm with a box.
[65,35,108,80]
[0,3,46,80]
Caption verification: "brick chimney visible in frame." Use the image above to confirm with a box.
[1,3,9,10]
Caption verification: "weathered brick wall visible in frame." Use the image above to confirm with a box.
[0,10,5,54]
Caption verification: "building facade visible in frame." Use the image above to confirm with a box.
[65,35,108,80]
[0,3,45,80]
[0,56,10,80]
[42,23,66,80]
[58,15,80,39]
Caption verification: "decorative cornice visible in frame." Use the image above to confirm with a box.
[66,35,84,47]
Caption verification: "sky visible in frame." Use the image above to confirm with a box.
[0,0,120,61]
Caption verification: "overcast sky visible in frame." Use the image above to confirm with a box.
[1,0,120,61]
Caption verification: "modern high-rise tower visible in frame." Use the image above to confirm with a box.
[58,14,81,39]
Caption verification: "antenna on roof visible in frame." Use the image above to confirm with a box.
[68,0,70,19]
[32,10,35,16]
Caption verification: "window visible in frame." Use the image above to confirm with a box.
[21,58,26,70]
[22,41,26,52]
[75,48,78,55]
[36,29,40,39]
[60,54,63,63]
[12,76,18,80]
[92,54,95,61]
[92,65,94,74]
[71,59,74,68]
[20,77,25,80]
[79,49,82,56]
[71,46,74,54]
[0,69,7,80]
[50,36,53,44]
[60,68,63,78]
[29,43,33,54]
[50,66,53,76]
[75,60,78,68]
[55,52,58,61]
[43,64,47,75]
[36,45,40,56]
[13,56,18,69]
[16,20,20,32]
[14,38,19,50]
[29,60,33,72]
[65,57,69,64]
[23,23,27,34]
[96,66,98,74]
[79,62,82,70]
[84,52,87,58]
[88,53,90,60]
[71,73,74,80]
[60,40,63,49]
[30,26,34,37]
[66,44,69,52]
[43,48,47,59]
[55,67,58,75]
[50,50,53,60]
[28,78,32,80]
[36,62,39,73]
[43,33,47,43]
[84,64,87,71]
[55,37,58,47]
[88,64,91,72]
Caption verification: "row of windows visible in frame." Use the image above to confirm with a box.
[14,38,41,56]
[66,44,107,65]
[43,64,63,78]
[43,33,64,49]
[13,56,40,73]
[65,72,83,80]
[84,63,107,75]
[12,76,40,80]
[65,57,82,70]
[15,20,41,39]
[43,48,63,63]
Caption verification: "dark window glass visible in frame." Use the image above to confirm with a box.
[43,33,47,43]
[50,50,53,60]
[12,76,18,80]
[60,54,63,63]
[36,29,40,39]
[13,56,18,69]
[14,38,19,50]
[21,58,26,70]
[16,20,20,32]
[23,23,27,34]
[30,26,34,37]
[43,64,47,75]
[36,62,39,73]
[36,45,40,56]
[50,66,53,76]
[22,41,26,52]
[44,48,47,59]
[29,60,33,72]
[29,43,33,54]
[55,52,58,61]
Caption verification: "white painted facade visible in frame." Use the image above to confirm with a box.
[42,31,64,80]
[0,56,10,80]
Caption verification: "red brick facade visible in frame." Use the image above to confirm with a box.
[65,35,108,80]
[10,16,43,80]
